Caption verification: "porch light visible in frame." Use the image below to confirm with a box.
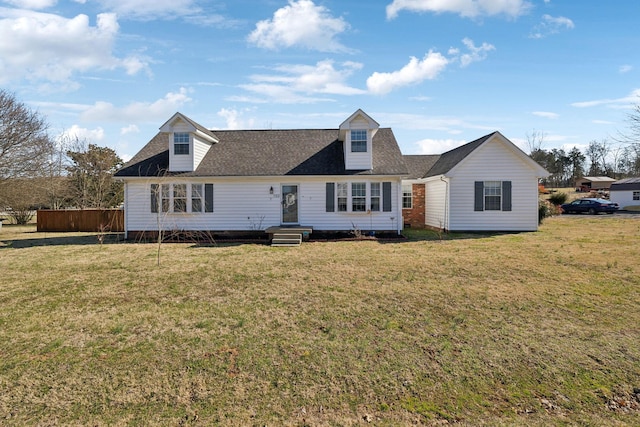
[269,186,274,195]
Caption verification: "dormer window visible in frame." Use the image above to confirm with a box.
[350,130,367,152]
[174,132,190,155]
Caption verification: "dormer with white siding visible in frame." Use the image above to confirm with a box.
[339,109,378,170]
[160,112,218,172]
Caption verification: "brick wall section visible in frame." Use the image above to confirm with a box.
[403,183,425,228]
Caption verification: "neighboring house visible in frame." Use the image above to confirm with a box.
[609,177,640,208]
[402,132,549,232]
[575,176,616,192]
[114,110,408,239]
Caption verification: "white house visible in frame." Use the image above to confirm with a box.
[402,132,549,232]
[609,178,640,208]
[114,110,408,240]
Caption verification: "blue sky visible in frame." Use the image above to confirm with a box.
[1,0,639,162]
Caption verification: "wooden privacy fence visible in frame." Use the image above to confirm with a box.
[37,209,124,232]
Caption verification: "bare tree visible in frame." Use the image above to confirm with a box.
[0,90,55,183]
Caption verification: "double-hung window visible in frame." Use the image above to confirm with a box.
[634,191,640,201]
[191,184,203,212]
[352,182,366,212]
[173,184,187,212]
[474,181,512,211]
[483,181,502,211]
[174,132,190,155]
[337,183,348,212]
[370,183,380,212]
[152,183,213,213]
[350,129,367,153]
[402,184,412,208]
[326,182,392,213]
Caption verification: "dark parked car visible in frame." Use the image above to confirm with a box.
[561,198,619,215]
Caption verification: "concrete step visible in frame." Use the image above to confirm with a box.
[271,233,302,246]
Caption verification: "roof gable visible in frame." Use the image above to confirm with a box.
[159,112,218,144]
[423,131,548,178]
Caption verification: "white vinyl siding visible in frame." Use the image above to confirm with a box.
[446,137,541,231]
[169,123,194,172]
[610,188,640,207]
[425,178,448,229]
[123,177,403,233]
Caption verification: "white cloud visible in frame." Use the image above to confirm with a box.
[248,0,350,52]
[532,111,559,119]
[530,14,574,39]
[367,51,449,95]
[120,124,140,135]
[593,120,615,125]
[416,138,468,154]
[57,124,105,143]
[216,108,258,130]
[3,0,57,9]
[571,89,640,109]
[97,0,196,20]
[386,0,532,20]
[454,38,495,67]
[238,60,365,104]
[0,9,150,86]
[619,65,633,74]
[80,88,192,122]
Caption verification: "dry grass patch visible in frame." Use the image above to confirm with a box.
[0,218,639,425]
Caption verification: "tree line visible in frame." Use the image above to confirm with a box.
[527,123,640,189]
[0,89,123,224]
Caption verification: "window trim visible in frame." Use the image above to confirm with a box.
[173,132,190,155]
[327,181,392,213]
[337,182,348,212]
[474,181,512,212]
[351,182,367,212]
[402,183,413,209]
[370,182,380,212]
[350,129,367,153]
[151,183,213,213]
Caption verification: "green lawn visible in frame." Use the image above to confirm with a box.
[0,216,639,425]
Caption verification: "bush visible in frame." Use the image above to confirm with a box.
[539,200,561,224]
[548,192,568,206]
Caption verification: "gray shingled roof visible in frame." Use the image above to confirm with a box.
[115,127,408,178]
[610,177,640,191]
[423,132,496,178]
[402,154,441,179]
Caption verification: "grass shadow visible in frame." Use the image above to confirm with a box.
[400,228,530,243]
[0,232,124,249]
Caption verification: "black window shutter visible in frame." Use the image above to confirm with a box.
[205,184,214,212]
[326,183,335,212]
[474,181,484,211]
[382,182,392,212]
[150,184,158,213]
[502,181,512,211]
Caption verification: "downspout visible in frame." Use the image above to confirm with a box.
[440,176,449,232]
[123,181,128,240]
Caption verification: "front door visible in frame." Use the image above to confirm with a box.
[281,184,299,224]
